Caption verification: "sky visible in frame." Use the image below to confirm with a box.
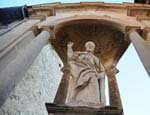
[0,0,150,115]
[0,0,133,8]
[116,44,150,115]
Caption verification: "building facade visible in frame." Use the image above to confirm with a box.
[0,1,150,115]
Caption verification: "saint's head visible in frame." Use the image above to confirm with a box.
[85,41,95,53]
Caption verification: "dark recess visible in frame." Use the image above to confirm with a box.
[0,5,29,25]
[134,0,149,4]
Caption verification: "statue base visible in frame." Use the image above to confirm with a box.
[45,103,123,115]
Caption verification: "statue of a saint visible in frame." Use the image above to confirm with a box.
[66,41,106,108]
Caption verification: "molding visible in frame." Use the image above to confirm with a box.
[136,16,150,21]
[29,15,46,21]
[127,6,150,17]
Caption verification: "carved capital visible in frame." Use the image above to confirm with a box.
[41,25,55,39]
[61,63,70,72]
[31,26,41,36]
[124,26,141,41]
[142,27,150,41]
[106,65,119,74]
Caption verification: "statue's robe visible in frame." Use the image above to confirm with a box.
[67,51,106,108]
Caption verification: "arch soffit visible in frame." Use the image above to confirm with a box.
[51,15,139,34]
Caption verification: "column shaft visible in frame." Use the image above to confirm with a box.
[0,31,50,106]
[129,30,150,77]
[54,69,70,104]
[106,68,122,109]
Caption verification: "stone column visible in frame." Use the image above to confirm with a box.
[0,30,50,107]
[106,66,123,109]
[128,29,150,77]
[54,66,70,104]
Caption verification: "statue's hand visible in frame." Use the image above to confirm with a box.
[67,41,74,47]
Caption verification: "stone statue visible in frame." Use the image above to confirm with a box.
[67,41,106,108]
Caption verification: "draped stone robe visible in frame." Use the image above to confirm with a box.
[67,49,106,108]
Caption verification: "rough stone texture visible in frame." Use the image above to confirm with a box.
[0,44,62,115]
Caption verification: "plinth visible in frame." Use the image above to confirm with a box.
[45,103,123,115]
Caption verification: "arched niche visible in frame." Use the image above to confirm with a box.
[51,17,130,67]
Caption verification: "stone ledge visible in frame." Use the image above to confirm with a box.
[45,103,123,115]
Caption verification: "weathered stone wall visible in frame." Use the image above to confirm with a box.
[0,44,62,115]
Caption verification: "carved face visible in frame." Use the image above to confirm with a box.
[85,41,95,53]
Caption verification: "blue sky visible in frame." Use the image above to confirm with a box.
[0,0,150,115]
[0,0,133,8]
[116,44,150,115]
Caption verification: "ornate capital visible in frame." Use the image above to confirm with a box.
[124,26,141,41]
[106,65,119,74]
[41,25,55,39]
[31,26,40,36]
[142,27,150,40]
[61,64,70,72]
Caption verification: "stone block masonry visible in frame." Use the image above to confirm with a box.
[0,44,62,115]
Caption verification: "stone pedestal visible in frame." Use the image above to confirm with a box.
[45,103,123,115]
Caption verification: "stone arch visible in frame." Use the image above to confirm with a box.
[50,15,130,66]
[53,15,128,34]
